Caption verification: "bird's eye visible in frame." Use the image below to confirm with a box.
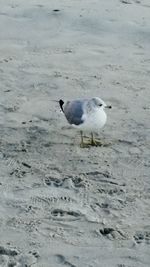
[99,104,102,107]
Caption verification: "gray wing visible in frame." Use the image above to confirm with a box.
[64,100,85,125]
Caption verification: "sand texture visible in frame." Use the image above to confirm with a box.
[0,0,150,266]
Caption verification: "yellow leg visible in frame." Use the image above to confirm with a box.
[80,131,84,147]
[80,131,90,148]
[90,132,97,146]
[90,133,106,146]
[80,132,108,147]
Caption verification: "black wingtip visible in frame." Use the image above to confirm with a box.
[59,99,64,112]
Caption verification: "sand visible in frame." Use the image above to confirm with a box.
[0,0,150,266]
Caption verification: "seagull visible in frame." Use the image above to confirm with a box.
[59,97,111,146]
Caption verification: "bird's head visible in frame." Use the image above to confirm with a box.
[92,97,112,109]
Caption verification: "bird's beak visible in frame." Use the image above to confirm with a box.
[105,105,112,109]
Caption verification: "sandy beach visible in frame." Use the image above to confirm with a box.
[0,0,150,266]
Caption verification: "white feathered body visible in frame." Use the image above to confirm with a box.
[72,106,107,132]
[62,97,110,133]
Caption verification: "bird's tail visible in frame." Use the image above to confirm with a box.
[59,99,64,112]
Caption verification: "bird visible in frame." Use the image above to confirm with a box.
[59,97,112,147]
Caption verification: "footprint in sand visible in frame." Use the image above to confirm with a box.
[55,254,76,267]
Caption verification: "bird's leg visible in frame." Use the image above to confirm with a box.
[80,131,91,148]
[80,131,84,147]
[90,132,97,146]
[80,131,104,147]
[90,133,105,146]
